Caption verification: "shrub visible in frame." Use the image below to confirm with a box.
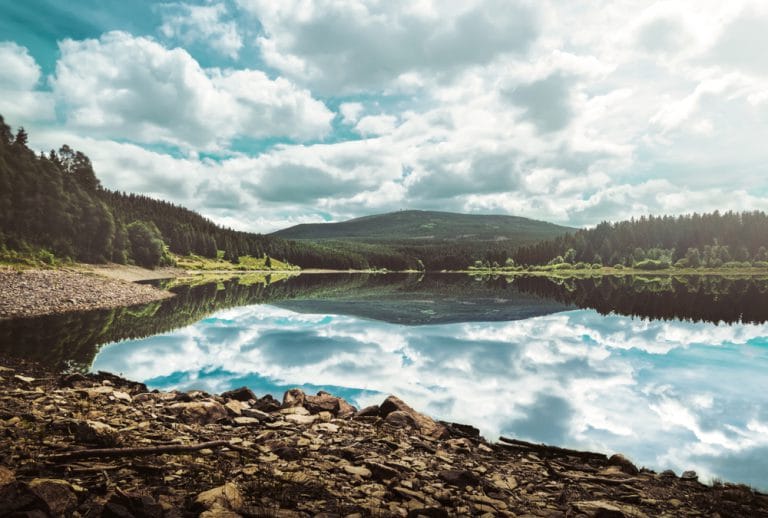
[613,264,624,270]
[674,258,688,268]
[634,259,670,270]
[591,263,602,269]
[127,221,167,268]
[552,262,573,270]
[752,261,768,268]
[573,262,588,270]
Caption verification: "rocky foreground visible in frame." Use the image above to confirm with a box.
[0,357,766,517]
[0,269,173,319]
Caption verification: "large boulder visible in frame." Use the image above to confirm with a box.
[304,391,358,417]
[608,453,639,475]
[282,388,306,408]
[168,401,228,425]
[220,386,257,402]
[378,396,447,439]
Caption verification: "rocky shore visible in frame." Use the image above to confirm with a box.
[0,356,766,517]
[0,269,173,319]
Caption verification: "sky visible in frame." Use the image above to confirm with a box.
[2,0,768,233]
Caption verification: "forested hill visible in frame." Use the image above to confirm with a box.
[272,210,573,243]
[0,115,377,269]
[513,212,768,268]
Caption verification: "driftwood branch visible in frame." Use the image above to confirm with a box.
[497,436,608,462]
[47,440,230,462]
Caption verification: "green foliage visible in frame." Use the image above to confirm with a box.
[515,211,768,270]
[127,221,167,268]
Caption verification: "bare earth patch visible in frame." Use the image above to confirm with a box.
[0,268,173,319]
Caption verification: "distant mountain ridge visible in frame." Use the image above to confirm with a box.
[271,210,574,244]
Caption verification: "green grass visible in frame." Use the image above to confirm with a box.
[172,252,299,272]
[468,264,768,278]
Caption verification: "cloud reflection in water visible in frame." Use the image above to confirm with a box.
[92,304,768,489]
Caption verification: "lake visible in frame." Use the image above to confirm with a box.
[1,273,767,490]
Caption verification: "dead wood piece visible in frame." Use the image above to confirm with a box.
[46,440,230,462]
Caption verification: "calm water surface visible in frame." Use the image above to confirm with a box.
[2,273,767,489]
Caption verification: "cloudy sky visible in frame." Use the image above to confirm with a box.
[2,0,768,232]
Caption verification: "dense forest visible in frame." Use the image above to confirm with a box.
[0,115,406,269]
[513,212,768,269]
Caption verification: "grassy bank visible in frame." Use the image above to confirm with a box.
[466,265,768,278]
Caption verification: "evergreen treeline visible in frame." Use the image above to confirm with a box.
[513,212,768,268]
[0,115,402,269]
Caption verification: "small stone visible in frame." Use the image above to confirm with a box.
[365,461,399,481]
[272,446,302,461]
[233,416,259,426]
[343,465,372,478]
[0,466,15,485]
[112,390,132,402]
[314,422,339,433]
[280,405,310,415]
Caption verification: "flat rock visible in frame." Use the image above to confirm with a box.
[233,416,259,426]
[573,500,648,518]
[74,420,122,446]
[344,465,372,478]
[168,401,228,425]
[438,469,480,488]
[284,413,318,425]
[195,483,244,513]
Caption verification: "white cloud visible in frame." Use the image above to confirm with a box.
[0,42,54,122]
[354,114,398,136]
[50,31,333,150]
[237,0,541,94]
[339,102,363,125]
[159,2,243,59]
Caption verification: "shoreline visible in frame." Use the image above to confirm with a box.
[1,355,765,516]
[0,267,174,320]
[4,262,768,321]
